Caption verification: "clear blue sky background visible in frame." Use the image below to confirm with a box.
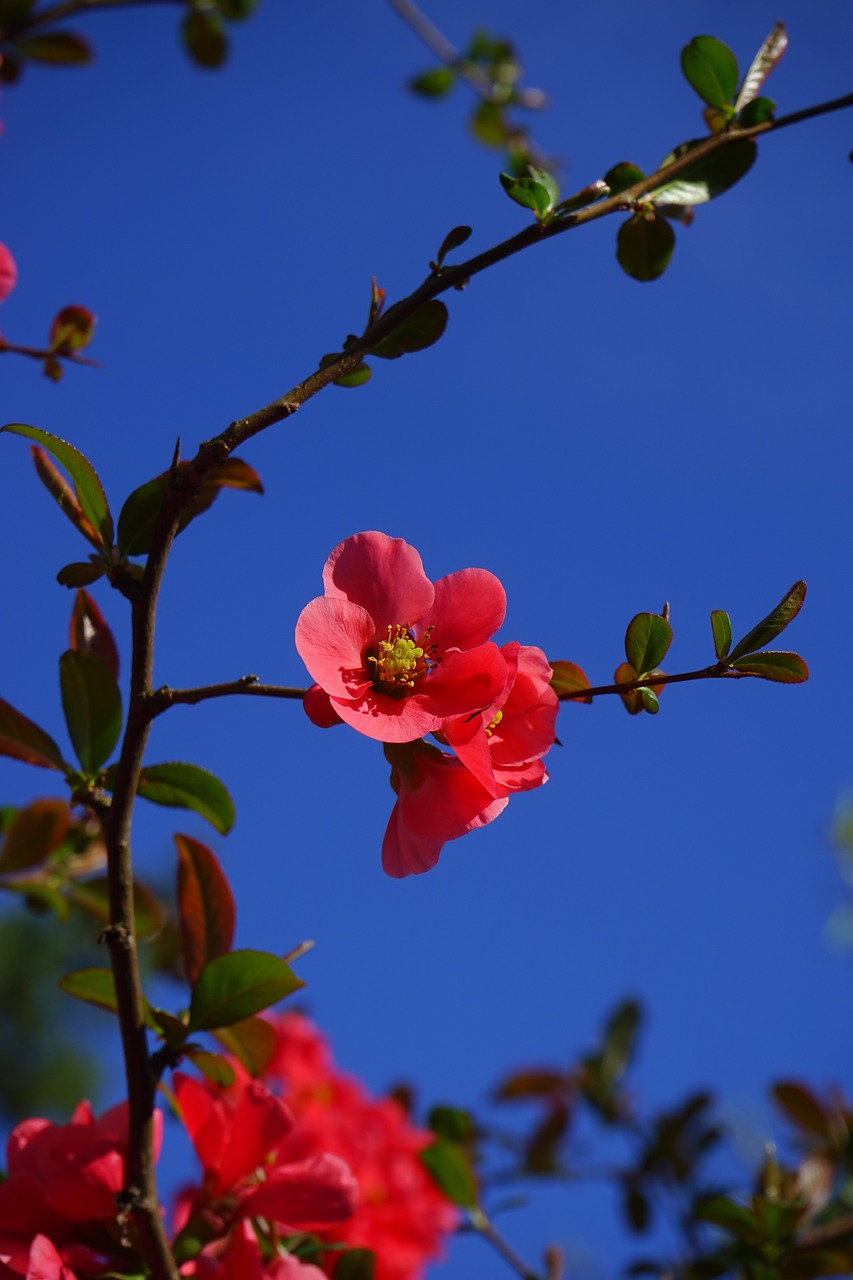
[1,2,851,1275]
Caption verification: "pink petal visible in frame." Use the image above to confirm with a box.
[295,598,374,700]
[25,1236,75,1280]
[239,1153,357,1228]
[302,684,343,728]
[0,245,17,304]
[322,533,434,625]
[426,569,506,653]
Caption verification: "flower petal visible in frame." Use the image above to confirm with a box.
[426,568,506,653]
[295,598,374,700]
[323,532,434,625]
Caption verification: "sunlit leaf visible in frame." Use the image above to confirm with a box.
[549,660,592,704]
[731,651,808,683]
[419,1140,478,1208]
[0,698,67,771]
[638,687,659,714]
[133,763,235,834]
[3,424,113,548]
[601,999,642,1083]
[735,22,788,111]
[710,610,732,661]
[369,301,448,359]
[680,36,739,109]
[738,96,776,127]
[59,967,118,1016]
[334,363,372,388]
[175,833,236,987]
[185,1048,236,1088]
[117,457,262,558]
[616,214,675,282]
[213,1015,277,1077]
[0,799,70,873]
[650,138,757,206]
[625,613,673,675]
[59,650,122,774]
[499,171,552,219]
[728,581,807,661]
[30,446,102,550]
[70,590,119,681]
[187,949,303,1032]
[470,100,506,148]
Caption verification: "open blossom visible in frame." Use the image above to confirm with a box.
[296,532,509,743]
[0,1101,162,1278]
[260,1013,459,1280]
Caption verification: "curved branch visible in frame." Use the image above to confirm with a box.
[146,677,307,716]
[558,662,754,702]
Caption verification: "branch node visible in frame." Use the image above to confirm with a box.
[100,922,132,949]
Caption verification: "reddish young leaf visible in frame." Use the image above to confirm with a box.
[175,833,236,986]
[0,798,71,873]
[30,446,102,550]
[49,305,96,355]
[549,659,592,704]
[772,1081,831,1137]
[69,589,120,681]
[0,697,67,771]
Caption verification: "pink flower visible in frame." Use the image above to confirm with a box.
[382,739,507,877]
[295,533,508,743]
[0,243,16,303]
[179,1221,327,1280]
[260,1014,459,1280]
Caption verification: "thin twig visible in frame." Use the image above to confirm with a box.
[558,662,754,702]
[0,340,98,367]
[468,1207,544,1280]
[145,677,307,716]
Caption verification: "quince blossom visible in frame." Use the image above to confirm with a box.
[295,532,508,743]
[0,243,16,304]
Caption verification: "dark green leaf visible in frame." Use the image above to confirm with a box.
[187,949,304,1032]
[772,1081,830,1136]
[499,171,552,218]
[334,1250,376,1280]
[213,1015,277,1077]
[470,100,506,148]
[419,1140,478,1208]
[334,363,372,388]
[0,799,70,873]
[57,562,105,588]
[604,162,646,196]
[428,1105,474,1143]
[601,999,641,1083]
[549,660,592,704]
[650,138,757,206]
[738,96,776,127]
[0,697,67,771]
[434,225,472,269]
[70,589,119,681]
[369,301,448,359]
[184,1048,236,1088]
[59,649,122,774]
[730,651,808,683]
[183,10,226,67]
[133,763,235,834]
[117,459,261,559]
[175,833,236,987]
[16,31,91,63]
[710,610,732,661]
[616,214,675,282]
[735,22,788,111]
[625,613,673,675]
[696,1196,762,1243]
[728,581,807,661]
[3,424,113,548]
[59,967,119,1016]
[409,67,455,98]
[625,1183,650,1233]
[680,36,739,109]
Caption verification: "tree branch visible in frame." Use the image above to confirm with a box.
[0,340,98,368]
[558,662,755,702]
[20,0,180,34]
[145,676,307,716]
[468,1208,544,1280]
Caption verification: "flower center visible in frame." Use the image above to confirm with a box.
[485,708,504,736]
[367,625,434,698]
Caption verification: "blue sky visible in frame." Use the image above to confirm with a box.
[1,2,852,1274]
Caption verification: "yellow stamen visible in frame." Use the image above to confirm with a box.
[485,708,504,736]
[367,624,430,698]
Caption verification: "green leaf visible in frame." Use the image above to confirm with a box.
[3,424,113,548]
[527,165,560,207]
[616,214,675,282]
[132,763,235,834]
[4,878,69,920]
[499,171,552,219]
[214,0,258,18]
[470,100,506,148]
[334,363,372,388]
[738,96,776,127]
[59,649,122,774]
[59,967,119,1017]
[16,31,92,63]
[213,1015,277,1077]
[696,1196,761,1244]
[183,9,227,67]
[730,651,809,683]
[735,22,788,111]
[638,687,660,714]
[603,162,646,196]
[187,949,304,1032]
[0,799,70,873]
[680,36,739,109]
[184,1048,236,1088]
[369,301,448,359]
[625,613,673,675]
[549,660,592,704]
[0,697,67,771]
[419,1140,478,1208]
[66,876,165,941]
[601,999,642,1084]
[710,610,732,661]
[728,581,807,661]
[117,459,261,559]
[434,224,472,270]
[30,445,103,550]
[409,67,455,98]
[175,833,236,987]
[334,1250,376,1280]
[57,562,105,588]
[650,137,757,206]
[428,1105,474,1143]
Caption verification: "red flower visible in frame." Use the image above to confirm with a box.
[179,1221,327,1280]
[261,1014,459,1280]
[382,739,507,877]
[0,243,16,303]
[296,532,508,743]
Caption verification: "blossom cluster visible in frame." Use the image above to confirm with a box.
[296,532,558,876]
[0,1015,456,1280]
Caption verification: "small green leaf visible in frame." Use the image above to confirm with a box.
[638,687,660,714]
[730,651,808,683]
[728,581,807,661]
[434,224,472,269]
[735,22,788,111]
[334,363,372,388]
[499,171,552,219]
[650,138,757,207]
[601,999,642,1084]
[680,36,739,109]
[0,697,67,771]
[616,214,675,282]
[0,799,70,873]
[30,446,102,550]
[696,1196,761,1244]
[369,300,448,359]
[183,9,226,67]
[409,67,455,98]
[59,967,119,1016]
[710,610,732,661]
[5,878,69,919]
[428,1105,474,1144]
[625,613,673,675]
[737,96,776,127]
[3,424,113,548]
[16,31,91,63]
[57,562,105,588]
[527,165,560,207]
[470,100,506,148]
[133,763,235,834]
[117,459,261,559]
[49,305,95,355]
[603,162,645,196]
[419,1140,478,1208]
[175,833,236,987]
[549,660,592,704]
[59,649,122,774]
[213,1015,277,1077]
[187,949,304,1032]
[184,1048,236,1088]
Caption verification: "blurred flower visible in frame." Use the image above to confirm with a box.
[0,243,16,303]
